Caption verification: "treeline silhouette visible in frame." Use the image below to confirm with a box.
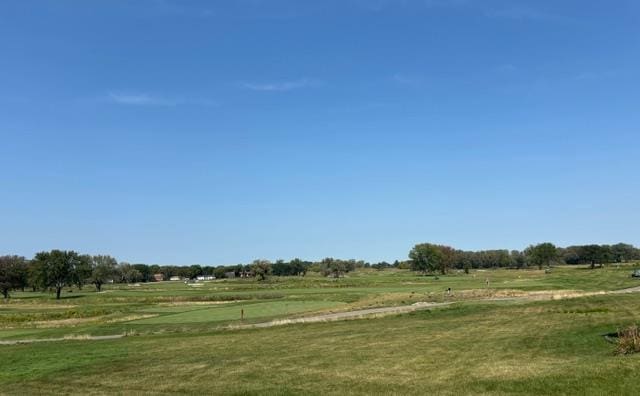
[1,243,638,299]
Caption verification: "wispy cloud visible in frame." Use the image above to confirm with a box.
[495,64,517,73]
[485,7,567,22]
[240,78,322,92]
[392,73,424,86]
[108,92,179,106]
[0,95,29,104]
[144,0,314,20]
[353,0,469,12]
[423,0,470,7]
[146,0,215,18]
[574,70,618,81]
[107,92,217,107]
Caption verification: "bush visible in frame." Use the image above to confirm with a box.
[616,325,640,355]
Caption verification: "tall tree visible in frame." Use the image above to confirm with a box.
[319,258,347,278]
[118,262,142,283]
[611,243,639,263]
[251,259,272,281]
[72,254,93,290]
[525,243,558,270]
[579,245,608,269]
[28,259,46,291]
[409,244,443,275]
[0,255,26,299]
[438,245,457,275]
[34,250,79,299]
[89,255,117,292]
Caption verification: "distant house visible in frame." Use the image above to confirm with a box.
[196,275,216,281]
[169,276,182,281]
[224,271,236,279]
[153,273,164,282]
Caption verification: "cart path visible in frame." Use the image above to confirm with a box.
[0,334,123,346]
[245,301,453,329]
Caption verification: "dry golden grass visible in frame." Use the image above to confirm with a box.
[616,324,640,355]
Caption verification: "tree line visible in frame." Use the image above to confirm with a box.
[409,242,640,274]
[0,252,367,299]
[2,243,638,299]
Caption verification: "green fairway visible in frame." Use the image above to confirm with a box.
[2,266,640,395]
[132,300,345,324]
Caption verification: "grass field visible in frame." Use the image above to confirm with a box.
[2,265,640,395]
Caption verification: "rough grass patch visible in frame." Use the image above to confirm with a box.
[616,325,640,355]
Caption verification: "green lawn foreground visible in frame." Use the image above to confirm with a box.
[1,266,640,395]
[2,293,640,395]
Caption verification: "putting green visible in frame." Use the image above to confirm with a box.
[131,300,344,324]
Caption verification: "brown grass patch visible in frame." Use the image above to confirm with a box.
[616,325,640,355]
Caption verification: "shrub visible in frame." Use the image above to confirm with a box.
[616,325,640,355]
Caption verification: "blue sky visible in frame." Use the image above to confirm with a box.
[1,0,639,265]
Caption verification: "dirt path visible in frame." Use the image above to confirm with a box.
[610,285,640,294]
[0,334,124,346]
[245,301,453,329]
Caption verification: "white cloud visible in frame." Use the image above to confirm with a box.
[392,73,424,86]
[353,0,469,12]
[485,7,566,22]
[240,78,322,92]
[106,92,217,107]
[575,70,617,81]
[108,92,178,106]
[147,0,215,18]
[495,64,517,73]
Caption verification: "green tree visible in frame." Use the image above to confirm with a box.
[28,259,46,291]
[409,244,443,275]
[611,243,639,263]
[525,243,558,270]
[319,258,347,278]
[118,262,142,283]
[187,264,203,279]
[34,250,79,299]
[579,245,608,269]
[438,245,457,275]
[251,259,272,281]
[510,250,526,269]
[133,264,152,282]
[0,255,27,299]
[72,254,93,290]
[213,266,227,279]
[89,255,117,292]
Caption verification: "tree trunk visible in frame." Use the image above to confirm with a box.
[95,282,102,292]
[2,289,8,300]
[591,261,595,269]
[56,287,61,300]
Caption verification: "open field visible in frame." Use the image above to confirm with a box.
[2,265,640,395]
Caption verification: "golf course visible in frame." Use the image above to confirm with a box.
[2,265,640,395]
